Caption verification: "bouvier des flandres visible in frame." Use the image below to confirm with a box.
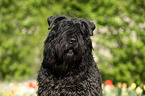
[37,15,102,96]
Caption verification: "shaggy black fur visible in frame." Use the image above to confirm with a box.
[37,15,102,96]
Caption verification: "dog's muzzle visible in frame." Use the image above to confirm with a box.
[61,38,77,71]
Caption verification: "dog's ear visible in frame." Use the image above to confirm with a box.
[79,19,95,36]
[47,15,66,30]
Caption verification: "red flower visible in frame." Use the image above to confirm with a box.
[29,81,38,89]
[105,80,113,85]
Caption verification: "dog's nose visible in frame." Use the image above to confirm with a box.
[69,38,76,44]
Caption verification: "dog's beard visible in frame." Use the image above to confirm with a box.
[62,49,74,71]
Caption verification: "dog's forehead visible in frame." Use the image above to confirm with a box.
[61,18,80,23]
[58,18,81,31]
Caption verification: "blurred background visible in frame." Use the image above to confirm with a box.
[0,0,145,95]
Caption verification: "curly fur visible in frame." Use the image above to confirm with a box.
[37,15,102,96]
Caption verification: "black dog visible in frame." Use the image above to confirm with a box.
[37,15,102,96]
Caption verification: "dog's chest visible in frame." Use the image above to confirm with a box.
[46,71,88,90]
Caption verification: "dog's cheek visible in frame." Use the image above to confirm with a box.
[55,44,63,59]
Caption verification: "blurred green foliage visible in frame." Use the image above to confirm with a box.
[0,0,144,84]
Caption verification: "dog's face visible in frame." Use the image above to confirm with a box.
[43,15,95,75]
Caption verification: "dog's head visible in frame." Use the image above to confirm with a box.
[43,15,95,75]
